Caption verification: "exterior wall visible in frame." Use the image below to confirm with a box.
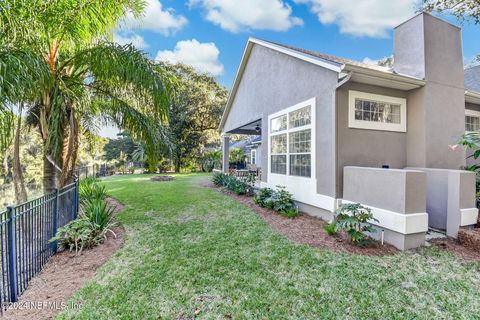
[342,166,428,250]
[335,82,409,197]
[407,168,477,237]
[223,44,339,197]
[394,13,465,169]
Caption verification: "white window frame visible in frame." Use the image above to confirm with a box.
[250,149,257,165]
[465,109,480,133]
[348,90,407,133]
[267,98,316,179]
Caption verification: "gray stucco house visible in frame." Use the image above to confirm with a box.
[219,13,479,250]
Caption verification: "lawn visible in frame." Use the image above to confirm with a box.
[58,174,480,319]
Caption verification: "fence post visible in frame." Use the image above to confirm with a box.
[73,177,79,219]
[6,206,18,302]
[50,189,59,253]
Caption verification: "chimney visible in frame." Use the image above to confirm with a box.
[393,13,465,169]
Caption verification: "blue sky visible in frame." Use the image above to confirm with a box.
[102,0,480,137]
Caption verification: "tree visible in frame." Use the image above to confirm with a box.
[160,63,227,172]
[422,1,480,24]
[0,0,172,193]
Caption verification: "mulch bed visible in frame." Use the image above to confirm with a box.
[202,181,397,256]
[3,197,125,320]
[430,237,480,262]
[150,175,175,182]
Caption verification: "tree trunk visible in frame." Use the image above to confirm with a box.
[13,104,27,204]
[174,159,181,173]
[43,155,57,194]
[59,110,79,187]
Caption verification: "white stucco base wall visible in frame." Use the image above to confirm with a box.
[460,208,479,226]
[341,200,428,234]
[260,176,337,212]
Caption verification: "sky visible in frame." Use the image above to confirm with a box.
[100,0,480,138]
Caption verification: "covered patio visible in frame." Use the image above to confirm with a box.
[221,118,263,182]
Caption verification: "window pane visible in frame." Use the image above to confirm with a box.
[289,106,311,128]
[289,129,311,153]
[271,115,287,133]
[271,134,287,154]
[289,154,311,177]
[466,115,480,131]
[271,155,287,174]
[355,98,401,124]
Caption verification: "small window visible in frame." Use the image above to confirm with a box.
[349,91,406,132]
[289,106,311,128]
[466,111,480,132]
[271,134,287,174]
[270,115,287,133]
[251,149,257,165]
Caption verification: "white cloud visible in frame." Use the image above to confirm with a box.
[295,0,418,37]
[121,0,188,36]
[114,32,149,49]
[155,39,224,76]
[188,0,303,32]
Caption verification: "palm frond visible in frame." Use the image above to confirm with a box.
[71,42,172,121]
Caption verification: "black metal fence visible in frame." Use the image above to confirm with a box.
[0,180,79,305]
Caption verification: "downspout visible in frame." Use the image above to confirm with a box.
[332,70,353,208]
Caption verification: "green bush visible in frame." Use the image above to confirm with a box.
[271,186,296,212]
[323,223,338,236]
[79,177,108,204]
[212,172,254,195]
[255,186,298,217]
[280,208,299,219]
[334,203,378,245]
[253,188,274,206]
[51,199,116,253]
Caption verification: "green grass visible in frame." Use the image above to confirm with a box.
[58,174,480,319]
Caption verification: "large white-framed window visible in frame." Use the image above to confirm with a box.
[348,90,407,132]
[268,99,314,178]
[465,109,480,132]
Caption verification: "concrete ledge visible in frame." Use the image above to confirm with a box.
[341,200,428,234]
[460,208,478,226]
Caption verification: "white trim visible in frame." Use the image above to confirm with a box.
[250,38,342,73]
[460,208,478,226]
[348,90,407,132]
[341,200,428,234]
[250,149,257,165]
[265,97,339,212]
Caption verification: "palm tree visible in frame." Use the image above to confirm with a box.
[0,0,172,193]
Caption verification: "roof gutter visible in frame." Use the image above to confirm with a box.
[336,70,352,88]
[466,90,480,104]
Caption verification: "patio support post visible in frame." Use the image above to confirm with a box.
[222,134,230,173]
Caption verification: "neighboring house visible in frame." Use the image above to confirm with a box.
[228,136,262,168]
[219,13,479,250]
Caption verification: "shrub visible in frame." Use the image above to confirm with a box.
[212,172,254,195]
[79,177,108,204]
[334,203,378,245]
[323,223,338,236]
[280,208,299,219]
[255,186,297,217]
[51,199,116,254]
[254,188,274,206]
[271,186,296,212]
[83,198,116,231]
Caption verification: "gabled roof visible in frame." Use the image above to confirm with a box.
[219,38,426,131]
[465,65,480,93]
